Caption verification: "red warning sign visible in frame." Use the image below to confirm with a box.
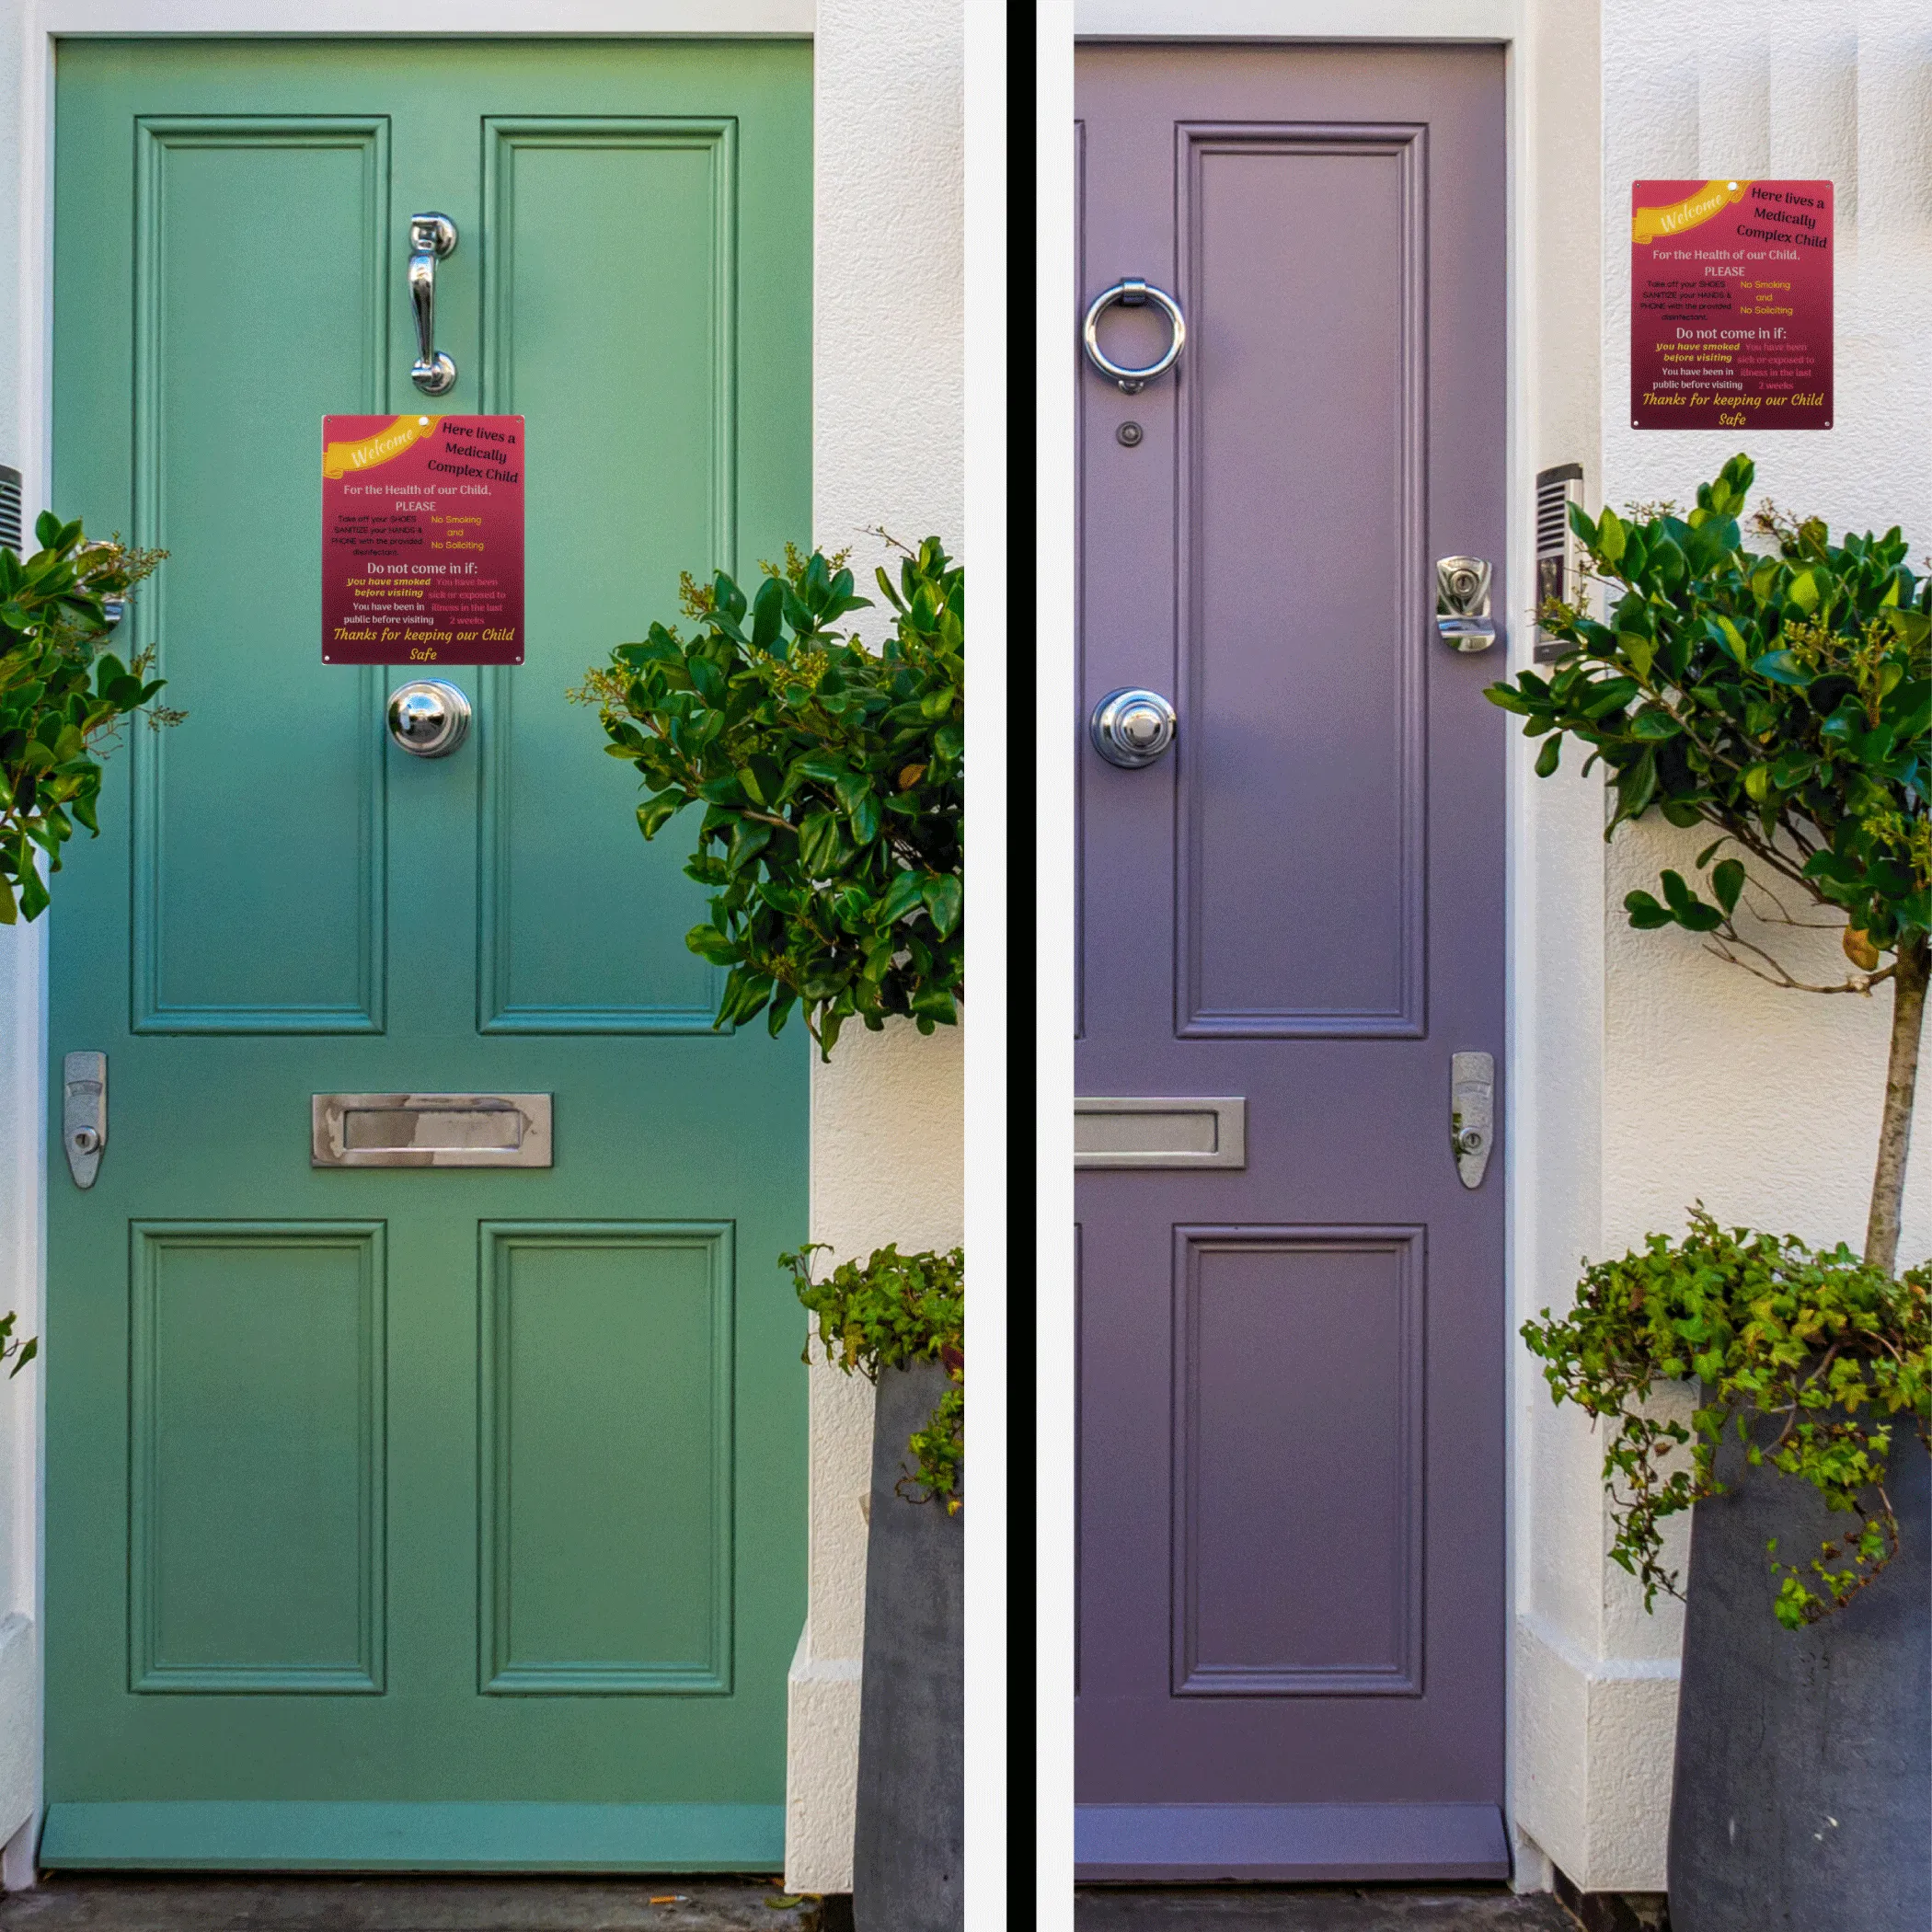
[322,413,525,664]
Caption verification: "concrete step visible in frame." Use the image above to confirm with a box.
[1075,1887,1582,1932]
[0,1879,824,1932]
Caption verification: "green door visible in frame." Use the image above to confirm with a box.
[46,38,811,1871]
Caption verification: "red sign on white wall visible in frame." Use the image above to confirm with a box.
[322,414,525,664]
[1630,179,1833,431]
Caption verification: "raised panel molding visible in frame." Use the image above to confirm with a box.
[479,1222,735,1694]
[476,120,735,1034]
[131,119,389,1035]
[1174,123,1427,1039]
[129,1221,386,1694]
[1172,1225,1425,1696]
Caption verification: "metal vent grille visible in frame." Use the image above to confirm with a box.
[1534,463,1584,662]
[0,466,21,555]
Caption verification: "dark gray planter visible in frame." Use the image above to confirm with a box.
[1667,1415,1930,1931]
[851,1360,963,1932]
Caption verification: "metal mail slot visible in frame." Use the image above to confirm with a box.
[1075,1097,1246,1170]
[312,1093,552,1168]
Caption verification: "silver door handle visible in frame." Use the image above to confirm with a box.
[386,679,472,757]
[408,213,458,397]
[1083,280,1186,393]
[1089,687,1177,767]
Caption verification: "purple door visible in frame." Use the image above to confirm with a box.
[1074,43,1509,1883]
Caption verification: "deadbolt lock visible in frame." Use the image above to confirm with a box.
[1436,555,1499,652]
[63,1051,107,1189]
[1451,1052,1495,1189]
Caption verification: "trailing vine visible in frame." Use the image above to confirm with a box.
[1524,1210,1929,1628]
[784,1243,963,1513]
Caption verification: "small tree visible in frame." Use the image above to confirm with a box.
[0,512,174,1373]
[1489,454,1928,1272]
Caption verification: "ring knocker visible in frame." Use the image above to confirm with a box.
[1082,280,1187,394]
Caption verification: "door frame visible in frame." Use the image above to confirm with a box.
[1043,0,1613,1905]
[0,0,991,1898]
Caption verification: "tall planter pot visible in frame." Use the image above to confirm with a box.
[851,1360,963,1932]
[1668,1415,1931,1932]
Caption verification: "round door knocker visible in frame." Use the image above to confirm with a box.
[1089,687,1178,768]
[1082,280,1187,394]
[385,679,472,758]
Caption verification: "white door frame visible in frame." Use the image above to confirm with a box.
[0,3,989,1904]
[1040,0,1632,1906]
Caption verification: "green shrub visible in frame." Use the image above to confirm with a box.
[581,535,962,1056]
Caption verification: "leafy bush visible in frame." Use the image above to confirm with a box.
[580,535,963,1056]
[0,512,173,1381]
[1524,1211,1928,1628]
[1489,454,1928,1271]
[785,1242,963,1513]
[0,513,172,924]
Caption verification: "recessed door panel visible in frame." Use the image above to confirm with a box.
[130,1223,385,1694]
[480,1224,732,1694]
[132,121,389,1032]
[477,121,733,1032]
[1174,1228,1422,1696]
[1179,129,1425,1037]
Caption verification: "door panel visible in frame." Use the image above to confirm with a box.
[48,38,811,1872]
[1179,126,1424,1036]
[134,120,392,1034]
[1075,43,1508,1884]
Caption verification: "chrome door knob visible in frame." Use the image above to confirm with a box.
[1090,687,1177,767]
[386,679,472,757]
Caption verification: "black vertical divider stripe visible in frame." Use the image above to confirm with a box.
[1006,0,1041,1920]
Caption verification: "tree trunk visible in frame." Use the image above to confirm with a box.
[1866,937,1928,1276]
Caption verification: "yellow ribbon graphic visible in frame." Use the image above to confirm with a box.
[1632,180,1751,247]
[323,415,441,479]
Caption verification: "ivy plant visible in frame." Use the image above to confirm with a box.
[579,535,963,1057]
[0,512,174,1379]
[1488,454,1928,1273]
[0,1309,33,1379]
[784,1242,964,1513]
[1524,1211,1929,1629]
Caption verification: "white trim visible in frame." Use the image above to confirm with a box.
[1074,0,1521,40]
[961,1,1008,1926]
[32,2,810,32]
[1032,3,1077,1931]
[1040,5,1621,1909]
[2,3,975,1897]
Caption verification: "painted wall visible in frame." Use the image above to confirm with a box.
[787,0,966,1893]
[1516,0,1931,1894]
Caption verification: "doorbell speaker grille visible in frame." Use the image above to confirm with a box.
[1534,463,1584,662]
[0,466,21,555]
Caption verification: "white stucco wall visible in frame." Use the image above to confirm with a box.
[788,0,965,1895]
[1516,0,1932,1895]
